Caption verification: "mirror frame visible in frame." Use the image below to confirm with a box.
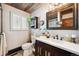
[46,3,78,30]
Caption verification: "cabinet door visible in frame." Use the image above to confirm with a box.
[42,43,51,56]
[35,40,51,56]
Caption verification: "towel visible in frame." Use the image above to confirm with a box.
[2,32,8,56]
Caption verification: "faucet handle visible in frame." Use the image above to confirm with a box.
[60,37,64,40]
[56,35,58,40]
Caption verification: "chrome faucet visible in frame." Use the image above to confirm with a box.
[55,35,59,40]
[54,35,64,40]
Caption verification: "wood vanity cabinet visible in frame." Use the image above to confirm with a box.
[46,3,78,30]
[35,40,77,56]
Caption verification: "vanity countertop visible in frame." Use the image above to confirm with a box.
[35,37,79,55]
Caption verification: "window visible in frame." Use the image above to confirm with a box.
[10,12,29,31]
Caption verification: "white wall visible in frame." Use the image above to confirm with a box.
[2,4,30,50]
[31,4,49,29]
[31,4,79,38]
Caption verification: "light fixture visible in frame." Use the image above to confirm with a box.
[48,3,66,11]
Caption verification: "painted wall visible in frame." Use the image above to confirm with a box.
[31,4,79,38]
[2,4,30,50]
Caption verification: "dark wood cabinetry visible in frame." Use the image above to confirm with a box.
[46,3,78,30]
[35,40,77,56]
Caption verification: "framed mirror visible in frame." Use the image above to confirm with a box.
[31,17,38,29]
[46,3,78,30]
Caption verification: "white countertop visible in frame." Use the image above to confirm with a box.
[35,37,79,55]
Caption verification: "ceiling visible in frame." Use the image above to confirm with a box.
[6,3,41,13]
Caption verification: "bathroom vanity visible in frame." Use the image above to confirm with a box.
[35,37,79,56]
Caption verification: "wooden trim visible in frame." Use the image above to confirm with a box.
[6,46,22,56]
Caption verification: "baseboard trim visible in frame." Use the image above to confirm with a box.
[6,46,22,56]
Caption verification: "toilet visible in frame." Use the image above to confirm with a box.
[22,36,35,56]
